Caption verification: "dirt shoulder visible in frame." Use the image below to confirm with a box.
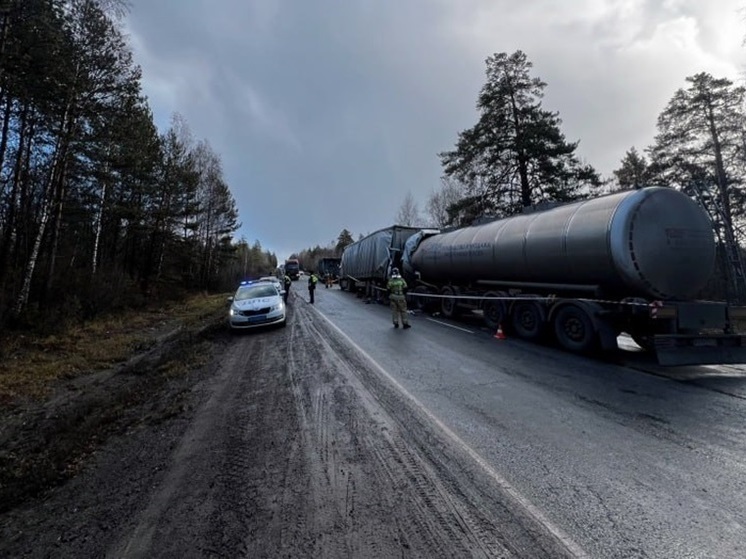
[0,293,228,515]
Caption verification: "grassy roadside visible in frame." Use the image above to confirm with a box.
[0,292,231,513]
[0,292,229,405]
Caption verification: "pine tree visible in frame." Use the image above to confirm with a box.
[648,72,746,302]
[648,72,746,233]
[335,229,354,254]
[613,147,650,191]
[439,50,600,224]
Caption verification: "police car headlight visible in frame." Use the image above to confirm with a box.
[229,306,237,317]
[270,303,282,312]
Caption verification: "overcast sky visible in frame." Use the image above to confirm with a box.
[123,0,746,261]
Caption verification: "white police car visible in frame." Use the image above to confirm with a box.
[228,281,286,331]
[259,276,286,295]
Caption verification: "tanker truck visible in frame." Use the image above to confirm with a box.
[339,225,421,297]
[398,187,746,366]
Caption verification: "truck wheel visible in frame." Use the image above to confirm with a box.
[482,292,506,331]
[510,301,545,341]
[553,305,597,353]
[440,287,460,318]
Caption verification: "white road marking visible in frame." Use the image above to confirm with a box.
[315,309,589,558]
[425,317,475,334]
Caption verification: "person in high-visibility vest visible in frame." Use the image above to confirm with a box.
[308,271,318,304]
[283,274,292,303]
[386,268,410,329]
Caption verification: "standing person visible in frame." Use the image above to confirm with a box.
[325,271,333,288]
[308,271,318,304]
[387,268,410,329]
[283,273,292,303]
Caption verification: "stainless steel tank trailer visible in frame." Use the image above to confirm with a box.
[393,187,746,366]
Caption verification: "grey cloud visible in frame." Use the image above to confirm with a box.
[125,0,746,260]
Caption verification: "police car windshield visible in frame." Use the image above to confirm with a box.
[235,285,279,300]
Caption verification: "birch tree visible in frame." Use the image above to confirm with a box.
[14,0,140,313]
[395,191,422,226]
[426,177,462,228]
[0,0,246,324]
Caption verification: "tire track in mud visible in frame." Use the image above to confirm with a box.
[281,301,577,558]
[89,296,579,558]
[313,309,586,558]
[107,324,311,558]
[106,333,264,557]
[283,308,359,558]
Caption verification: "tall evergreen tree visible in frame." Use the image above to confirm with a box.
[648,72,746,302]
[648,72,746,234]
[0,0,261,325]
[439,50,600,224]
[335,229,354,253]
[613,147,650,191]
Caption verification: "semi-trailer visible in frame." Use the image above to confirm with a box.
[341,188,746,365]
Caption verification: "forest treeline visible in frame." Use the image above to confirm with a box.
[0,0,275,332]
[4,1,745,335]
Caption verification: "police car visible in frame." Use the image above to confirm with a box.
[228,280,286,331]
[258,276,286,295]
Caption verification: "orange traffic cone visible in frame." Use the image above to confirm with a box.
[494,324,506,340]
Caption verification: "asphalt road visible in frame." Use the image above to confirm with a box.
[2,284,744,558]
[310,285,746,559]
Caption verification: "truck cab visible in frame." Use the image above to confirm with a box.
[285,259,300,280]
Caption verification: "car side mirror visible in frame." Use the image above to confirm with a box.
[227,296,234,303]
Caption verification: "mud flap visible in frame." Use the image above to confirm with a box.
[597,322,619,351]
[654,335,746,366]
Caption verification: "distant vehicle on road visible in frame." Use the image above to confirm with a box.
[285,259,300,280]
[227,281,286,331]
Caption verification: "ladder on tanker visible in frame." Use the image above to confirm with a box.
[690,182,746,304]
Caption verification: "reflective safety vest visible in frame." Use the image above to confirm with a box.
[387,277,407,297]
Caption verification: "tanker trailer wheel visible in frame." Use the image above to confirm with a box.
[440,286,461,318]
[553,305,597,353]
[510,300,546,341]
[482,292,506,331]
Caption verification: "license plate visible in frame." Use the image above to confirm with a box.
[246,315,267,322]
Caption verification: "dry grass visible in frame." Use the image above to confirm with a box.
[0,292,228,404]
